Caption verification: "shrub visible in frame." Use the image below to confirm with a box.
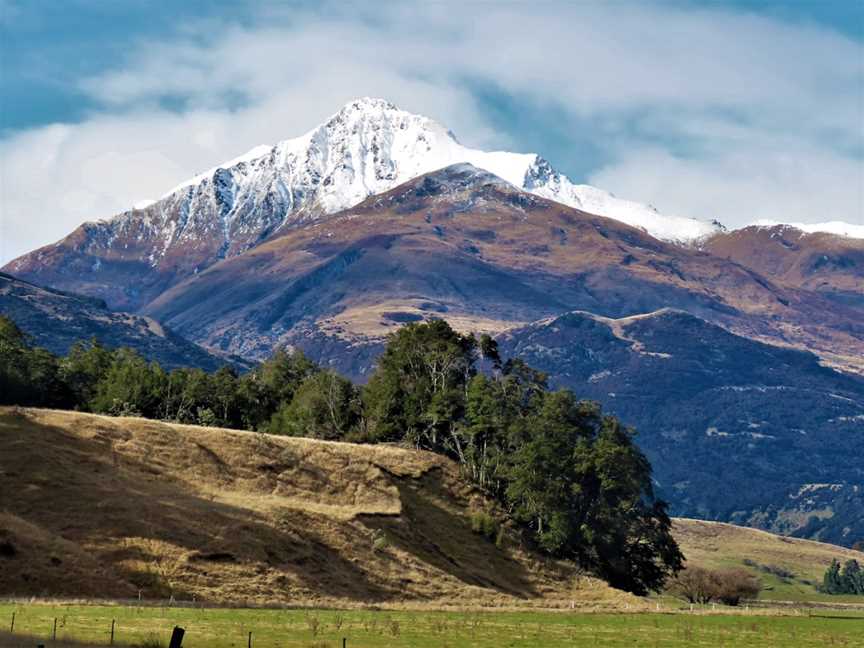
[669,566,719,604]
[715,568,762,605]
[371,529,390,554]
[137,635,164,648]
[470,511,498,541]
[669,566,761,605]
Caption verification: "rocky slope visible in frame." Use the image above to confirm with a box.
[497,309,864,546]
[0,272,232,370]
[3,98,721,312]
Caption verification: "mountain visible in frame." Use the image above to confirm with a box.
[0,272,232,371]
[136,164,864,376]
[497,308,864,546]
[704,225,864,309]
[3,98,722,313]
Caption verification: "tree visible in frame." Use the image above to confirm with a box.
[669,567,720,604]
[0,316,66,407]
[59,339,113,408]
[90,348,165,417]
[840,559,864,595]
[267,371,360,439]
[669,567,760,605]
[823,559,843,594]
[239,348,317,429]
[715,569,762,605]
[503,391,683,594]
[363,320,477,448]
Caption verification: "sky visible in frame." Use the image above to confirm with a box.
[1,0,862,263]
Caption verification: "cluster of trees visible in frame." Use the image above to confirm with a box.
[0,315,358,437]
[822,559,864,595]
[361,320,682,594]
[0,315,683,594]
[669,567,762,606]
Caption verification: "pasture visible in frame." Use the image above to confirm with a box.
[2,602,863,648]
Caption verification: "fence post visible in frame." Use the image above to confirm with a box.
[110,619,115,645]
[248,630,252,648]
[9,611,13,633]
[53,618,57,641]
[343,638,347,648]
[168,626,185,648]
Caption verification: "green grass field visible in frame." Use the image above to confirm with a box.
[2,603,864,648]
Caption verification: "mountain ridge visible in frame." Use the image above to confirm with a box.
[0,271,235,371]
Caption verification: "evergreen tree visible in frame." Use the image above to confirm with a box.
[90,348,165,417]
[823,559,842,594]
[840,559,864,595]
[0,316,66,407]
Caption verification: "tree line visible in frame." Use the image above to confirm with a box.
[0,315,683,594]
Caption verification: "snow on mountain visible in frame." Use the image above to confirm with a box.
[126,97,721,248]
[748,219,864,240]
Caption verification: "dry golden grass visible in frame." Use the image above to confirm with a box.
[0,407,638,610]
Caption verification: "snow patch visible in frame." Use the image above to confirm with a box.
[747,220,864,240]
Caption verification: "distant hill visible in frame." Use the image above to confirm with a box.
[673,518,864,602]
[0,272,236,371]
[497,309,864,547]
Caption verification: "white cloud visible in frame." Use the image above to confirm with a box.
[1,2,862,263]
[589,144,864,228]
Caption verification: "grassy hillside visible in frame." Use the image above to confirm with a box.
[0,407,631,609]
[673,518,864,603]
[1,407,861,609]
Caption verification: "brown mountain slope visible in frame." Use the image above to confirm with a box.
[140,165,864,374]
[0,407,629,608]
[704,225,864,307]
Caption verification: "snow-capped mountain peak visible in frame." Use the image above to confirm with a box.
[123,97,721,255]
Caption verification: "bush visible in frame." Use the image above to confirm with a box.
[470,511,499,541]
[669,566,761,605]
[371,529,390,554]
[715,568,762,605]
[669,566,719,604]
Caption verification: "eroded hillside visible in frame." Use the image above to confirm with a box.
[0,408,633,609]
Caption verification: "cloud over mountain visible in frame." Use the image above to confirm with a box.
[1,1,861,263]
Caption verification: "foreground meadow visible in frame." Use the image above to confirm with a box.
[2,603,863,648]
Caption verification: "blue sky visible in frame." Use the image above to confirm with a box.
[1,0,862,262]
